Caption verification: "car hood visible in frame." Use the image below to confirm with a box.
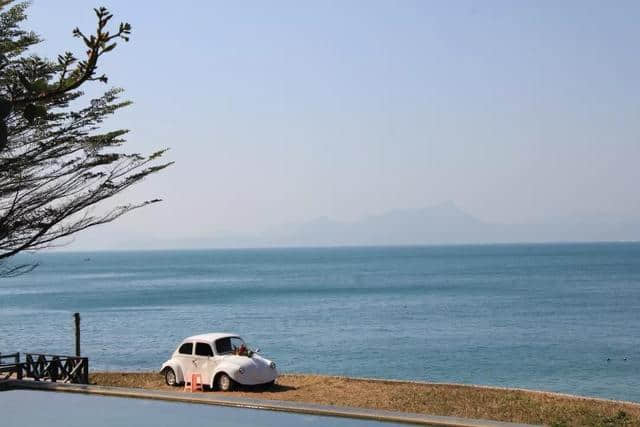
[223,354,273,369]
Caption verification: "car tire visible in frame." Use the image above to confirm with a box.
[163,368,177,387]
[217,373,234,392]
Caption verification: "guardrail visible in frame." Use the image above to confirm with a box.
[0,352,88,384]
[0,352,22,380]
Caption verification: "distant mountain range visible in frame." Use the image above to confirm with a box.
[144,202,640,249]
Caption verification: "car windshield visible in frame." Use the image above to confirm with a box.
[215,337,245,355]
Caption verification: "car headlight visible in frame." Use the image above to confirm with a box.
[238,368,245,374]
[270,362,276,369]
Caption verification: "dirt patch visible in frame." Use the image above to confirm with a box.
[90,372,640,427]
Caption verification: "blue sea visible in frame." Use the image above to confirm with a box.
[1,243,639,402]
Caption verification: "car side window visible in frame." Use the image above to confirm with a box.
[215,338,231,354]
[178,342,193,355]
[195,342,213,357]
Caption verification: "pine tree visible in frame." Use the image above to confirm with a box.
[0,2,172,275]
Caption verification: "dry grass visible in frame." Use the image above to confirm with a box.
[90,372,640,427]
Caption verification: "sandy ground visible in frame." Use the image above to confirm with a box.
[89,372,640,427]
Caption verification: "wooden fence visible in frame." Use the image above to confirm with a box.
[0,352,88,384]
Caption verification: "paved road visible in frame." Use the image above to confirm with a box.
[1,390,411,427]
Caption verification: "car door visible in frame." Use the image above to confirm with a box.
[211,339,225,374]
[193,342,216,383]
[175,341,195,380]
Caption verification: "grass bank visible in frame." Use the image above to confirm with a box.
[90,372,639,427]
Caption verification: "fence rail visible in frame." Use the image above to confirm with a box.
[0,353,22,380]
[0,352,88,384]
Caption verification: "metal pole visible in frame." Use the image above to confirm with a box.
[73,312,81,357]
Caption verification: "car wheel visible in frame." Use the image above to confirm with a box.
[164,368,177,387]
[217,373,234,391]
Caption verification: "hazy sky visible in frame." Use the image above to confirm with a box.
[25,1,640,248]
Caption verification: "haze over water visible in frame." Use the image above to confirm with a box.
[1,243,638,402]
[24,1,640,248]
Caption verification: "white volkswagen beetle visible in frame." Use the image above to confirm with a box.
[161,333,278,391]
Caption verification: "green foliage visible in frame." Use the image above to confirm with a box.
[0,1,172,275]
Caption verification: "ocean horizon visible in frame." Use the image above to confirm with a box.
[49,238,640,253]
[1,242,638,402]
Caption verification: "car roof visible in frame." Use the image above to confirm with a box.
[183,333,238,344]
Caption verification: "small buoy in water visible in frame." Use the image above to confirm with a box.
[606,358,611,362]
[624,357,628,361]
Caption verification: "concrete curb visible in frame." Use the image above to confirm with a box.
[1,380,537,427]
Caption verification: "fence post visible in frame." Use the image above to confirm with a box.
[15,352,22,379]
[73,312,81,357]
[82,357,89,384]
